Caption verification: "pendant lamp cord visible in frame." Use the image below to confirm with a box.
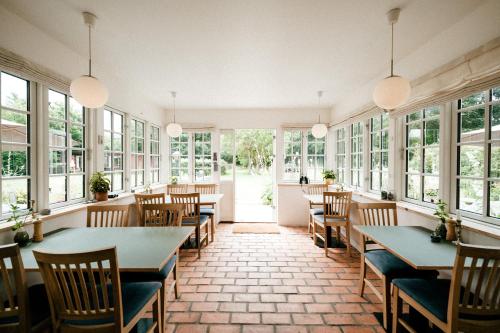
[172,92,177,123]
[317,91,323,123]
[88,23,92,77]
[390,23,394,77]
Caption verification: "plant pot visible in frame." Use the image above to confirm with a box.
[436,220,447,240]
[95,192,108,201]
[324,178,334,185]
[446,219,457,241]
[14,229,30,247]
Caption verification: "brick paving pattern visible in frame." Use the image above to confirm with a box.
[165,223,384,333]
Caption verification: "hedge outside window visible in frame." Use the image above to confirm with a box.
[130,119,145,188]
[103,109,124,192]
[370,113,389,192]
[0,72,32,215]
[283,129,302,181]
[456,87,500,221]
[350,122,363,189]
[404,107,440,204]
[150,125,160,184]
[194,132,212,182]
[48,89,86,205]
[335,128,346,184]
[169,132,189,182]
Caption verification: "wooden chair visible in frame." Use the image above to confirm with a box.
[392,243,500,333]
[121,203,184,325]
[166,184,188,194]
[33,247,162,333]
[194,184,217,242]
[307,184,329,236]
[357,202,438,330]
[134,193,165,226]
[86,204,129,227]
[313,191,352,257]
[170,193,209,259]
[0,244,51,333]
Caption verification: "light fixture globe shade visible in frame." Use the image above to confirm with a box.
[373,75,411,110]
[311,123,327,138]
[167,122,182,138]
[70,75,109,108]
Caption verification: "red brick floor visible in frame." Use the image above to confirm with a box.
[165,223,384,333]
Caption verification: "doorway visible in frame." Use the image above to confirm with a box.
[219,129,276,223]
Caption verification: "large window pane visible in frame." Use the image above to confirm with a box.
[1,73,28,111]
[459,145,484,177]
[49,176,67,204]
[69,175,84,200]
[2,178,29,211]
[458,179,483,214]
[459,108,485,143]
[1,110,28,144]
[2,145,28,176]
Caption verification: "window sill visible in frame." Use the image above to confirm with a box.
[0,183,168,233]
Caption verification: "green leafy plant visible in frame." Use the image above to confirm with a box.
[433,199,449,222]
[9,203,32,231]
[261,183,273,205]
[322,170,336,180]
[89,172,111,194]
[170,176,178,185]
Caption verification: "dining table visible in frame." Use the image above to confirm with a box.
[9,226,194,272]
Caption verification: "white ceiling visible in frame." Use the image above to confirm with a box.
[1,0,498,112]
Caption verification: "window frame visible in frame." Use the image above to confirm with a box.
[129,118,145,189]
[350,121,364,190]
[47,88,88,208]
[149,124,161,184]
[369,113,389,193]
[282,128,327,183]
[193,132,213,182]
[403,106,441,208]
[335,128,346,184]
[169,131,213,183]
[0,71,36,217]
[103,108,125,193]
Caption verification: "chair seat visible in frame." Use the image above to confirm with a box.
[309,208,323,215]
[121,255,176,282]
[365,250,438,279]
[182,215,209,225]
[64,282,161,326]
[0,284,50,326]
[200,208,215,216]
[313,214,346,224]
[393,278,451,322]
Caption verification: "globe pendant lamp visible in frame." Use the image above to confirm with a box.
[70,12,108,109]
[167,91,182,138]
[311,90,327,138]
[372,8,411,111]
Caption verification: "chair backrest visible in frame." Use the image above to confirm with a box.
[448,243,500,331]
[166,184,188,194]
[135,193,165,225]
[307,184,328,195]
[33,247,123,331]
[194,184,216,194]
[357,202,398,227]
[87,205,129,227]
[0,244,29,332]
[323,191,352,219]
[170,193,200,219]
[143,203,184,227]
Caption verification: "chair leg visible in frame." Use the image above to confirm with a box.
[173,262,179,299]
[358,256,366,297]
[335,226,341,244]
[312,221,317,245]
[392,285,402,333]
[324,226,328,257]
[345,224,351,257]
[196,226,201,259]
[210,215,215,242]
[160,282,166,329]
[152,290,161,333]
[308,215,311,235]
[382,275,391,330]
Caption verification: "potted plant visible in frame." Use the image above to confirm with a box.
[90,172,111,201]
[9,203,32,247]
[170,176,178,185]
[322,170,336,185]
[433,199,449,240]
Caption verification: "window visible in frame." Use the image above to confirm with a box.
[169,133,189,182]
[104,109,124,192]
[370,113,389,192]
[48,89,86,205]
[336,128,346,184]
[282,129,326,182]
[404,107,440,204]
[194,132,212,182]
[130,119,145,188]
[306,131,326,182]
[283,129,302,181]
[0,72,32,214]
[150,125,160,184]
[455,87,500,221]
[350,122,364,189]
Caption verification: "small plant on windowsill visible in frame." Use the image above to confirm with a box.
[9,203,32,247]
[89,172,111,202]
[433,199,449,240]
[170,176,178,185]
[322,170,336,185]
